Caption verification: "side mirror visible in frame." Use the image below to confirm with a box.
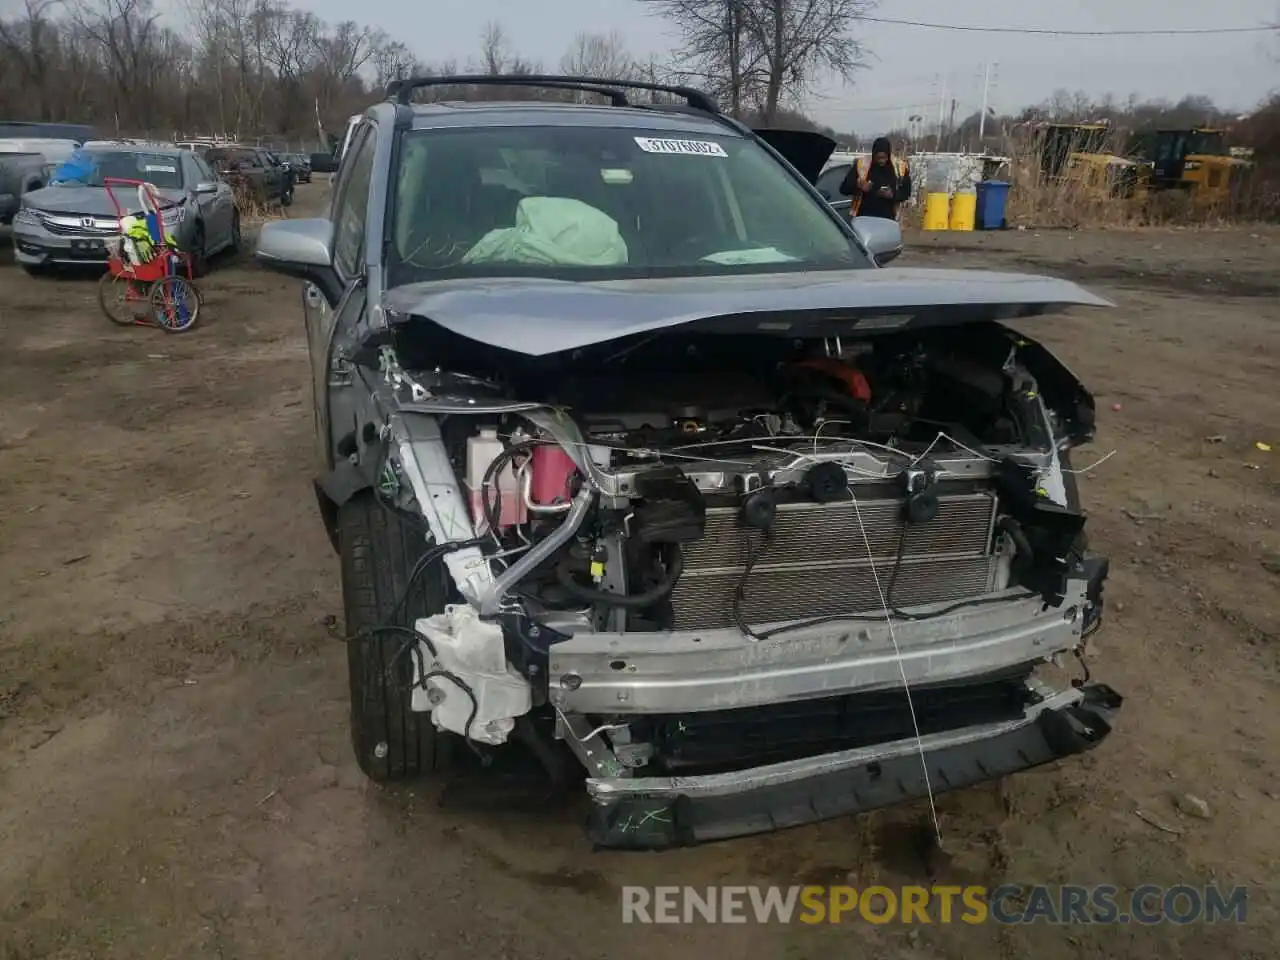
[851,215,903,266]
[256,218,341,304]
[194,181,219,195]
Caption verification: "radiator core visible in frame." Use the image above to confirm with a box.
[669,492,1000,631]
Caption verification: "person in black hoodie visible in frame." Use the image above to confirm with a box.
[839,136,912,220]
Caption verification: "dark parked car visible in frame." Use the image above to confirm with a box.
[0,121,93,224]
[279,152,312,183]
[205,145,293,207]
[12,144,240,275]
[254,75,1119,850]
[0,121,95,141]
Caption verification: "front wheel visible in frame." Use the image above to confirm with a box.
[338,492,454,782]
[151,275,202,332]
[281,186,294,207]
[227,210,242,254]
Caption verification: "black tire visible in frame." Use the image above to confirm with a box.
[189,223,209,278]
[22,264,51,278]
[227,209,242,254]
[338,492,454,782]
[281,186,294,208]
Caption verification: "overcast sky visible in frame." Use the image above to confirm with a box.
[295,0,1276,133]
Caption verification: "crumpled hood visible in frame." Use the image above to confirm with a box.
[383,268,1112,357]
[21,184,184,216]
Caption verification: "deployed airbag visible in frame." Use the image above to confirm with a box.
[462,196,628,267]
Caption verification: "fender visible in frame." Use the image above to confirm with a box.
[318,455,374,508]
[313,459,372,553]
[313,431,383,552]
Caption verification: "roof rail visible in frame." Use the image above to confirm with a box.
[386,74,720,114]
[388,76,634,107]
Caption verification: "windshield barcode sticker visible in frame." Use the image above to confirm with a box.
[634,137,727,157]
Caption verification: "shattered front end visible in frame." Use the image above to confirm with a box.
[329,291,1122,848]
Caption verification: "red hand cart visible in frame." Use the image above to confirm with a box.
[96,177,202,333]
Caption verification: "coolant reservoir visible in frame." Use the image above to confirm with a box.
[465,428,526,534]
[529,444,578,505]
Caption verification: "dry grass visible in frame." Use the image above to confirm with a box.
[230,182,290,225]
[983,136,1275,232]
[1002,162,1144,231]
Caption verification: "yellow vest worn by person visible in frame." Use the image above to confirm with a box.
[850,156,909,216]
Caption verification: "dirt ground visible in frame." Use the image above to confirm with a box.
[1,188,1277,960]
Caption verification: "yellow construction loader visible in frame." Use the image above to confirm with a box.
[1150,128,1250,204]
[1034,123,1141,198]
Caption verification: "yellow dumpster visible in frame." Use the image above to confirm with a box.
[922,192,950,231]
[949,191,977,231]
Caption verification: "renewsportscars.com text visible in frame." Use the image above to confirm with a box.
[621,884,1249,925]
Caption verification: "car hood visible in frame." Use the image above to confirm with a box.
[383,269,1112,358]
[22,184,184,215]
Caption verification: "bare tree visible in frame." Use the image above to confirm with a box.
[0,0,68,120]
[73,0,170,132]
[740,0,872,121]
[639,0,871,122]
[369,34,418,88]
[469,21,538,98]
[557,31,639,103]
[560,30,636,79]
[639,0,755,116]
[477,20,511,75]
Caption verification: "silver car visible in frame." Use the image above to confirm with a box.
[12,145,241,276]
[255,75,1121,850]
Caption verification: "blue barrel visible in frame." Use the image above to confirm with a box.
[975,180,1011,230]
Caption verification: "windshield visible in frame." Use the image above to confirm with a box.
[50,149,184,190]
[386,125,867,285]
[1186,131,1225,156]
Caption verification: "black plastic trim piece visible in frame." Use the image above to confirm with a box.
[585,683,1122,850]
[319,458,371,508]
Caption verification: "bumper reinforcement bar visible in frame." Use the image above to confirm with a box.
[584,682,1122,849]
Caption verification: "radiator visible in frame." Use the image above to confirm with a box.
[669,492,1000,631]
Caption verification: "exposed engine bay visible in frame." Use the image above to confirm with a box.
[331,313,1112,835]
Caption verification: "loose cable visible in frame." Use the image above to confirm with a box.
[843,486,944,847]
[732,527,774,641]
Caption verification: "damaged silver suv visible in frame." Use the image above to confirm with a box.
[256,75,1121,849]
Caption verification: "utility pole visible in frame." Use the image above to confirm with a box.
[936,75,947,151]
[978,61,992,141]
